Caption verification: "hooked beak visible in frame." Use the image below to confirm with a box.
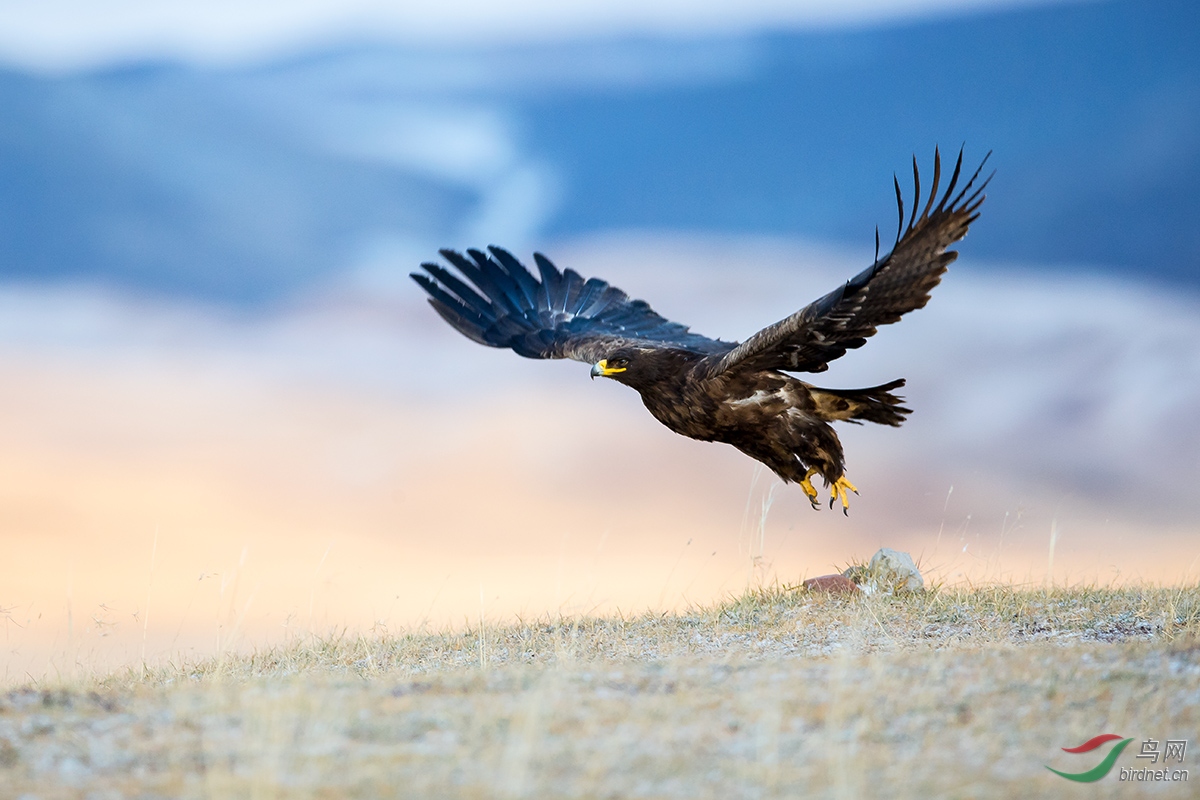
[590,359,625,380]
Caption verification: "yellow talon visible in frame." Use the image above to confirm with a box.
[799,467,820,509]
[828,476,859,516]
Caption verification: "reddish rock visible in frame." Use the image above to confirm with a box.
[802,574,860,594]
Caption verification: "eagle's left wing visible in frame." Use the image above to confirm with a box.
[412,247,732,364]
[697,148,991,379]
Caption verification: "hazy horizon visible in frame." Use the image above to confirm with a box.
[3,232,1197,679]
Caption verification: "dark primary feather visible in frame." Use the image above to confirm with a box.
[411,246,732,364]
[698,147,992,378]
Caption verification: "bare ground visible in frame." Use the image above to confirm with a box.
[2,584,1198,799]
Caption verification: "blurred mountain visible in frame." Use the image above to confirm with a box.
[0,0,1196,304]
[0,66,475,303]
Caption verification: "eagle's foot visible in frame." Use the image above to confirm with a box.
[828,476,859,516]
[799,467,820,510]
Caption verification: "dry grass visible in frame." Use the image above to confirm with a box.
[3,583,1199,798]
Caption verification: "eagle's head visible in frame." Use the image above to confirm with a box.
[589,346,695,389]
[589,350,635,382]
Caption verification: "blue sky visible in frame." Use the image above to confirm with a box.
[0,0,1196,302]
[523,2,1199,279]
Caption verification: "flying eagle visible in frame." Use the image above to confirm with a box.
[411,148,991,513]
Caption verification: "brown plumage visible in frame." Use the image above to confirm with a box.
[411,148,991,512]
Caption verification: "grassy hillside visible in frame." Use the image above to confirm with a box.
[3,583,1198,798]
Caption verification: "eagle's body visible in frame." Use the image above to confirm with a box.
[613,351,904,487]
[412,149,990,511]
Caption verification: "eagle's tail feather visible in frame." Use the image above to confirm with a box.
[811,379,911,427]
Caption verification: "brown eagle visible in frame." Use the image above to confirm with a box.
[412,148,991,513]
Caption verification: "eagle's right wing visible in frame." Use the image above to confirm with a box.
[697,148,991,378]
[411,247,733,365]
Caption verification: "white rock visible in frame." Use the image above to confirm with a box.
[844,548,925,594]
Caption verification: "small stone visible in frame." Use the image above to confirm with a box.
[802,574,860,594]
[843,548,925,594]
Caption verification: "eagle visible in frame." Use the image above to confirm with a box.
[411,148,990,513]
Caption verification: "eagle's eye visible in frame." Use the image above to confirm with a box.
[609,357,630,369]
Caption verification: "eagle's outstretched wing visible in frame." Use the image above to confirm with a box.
[697,148,992,378]
[411,246,732,364]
